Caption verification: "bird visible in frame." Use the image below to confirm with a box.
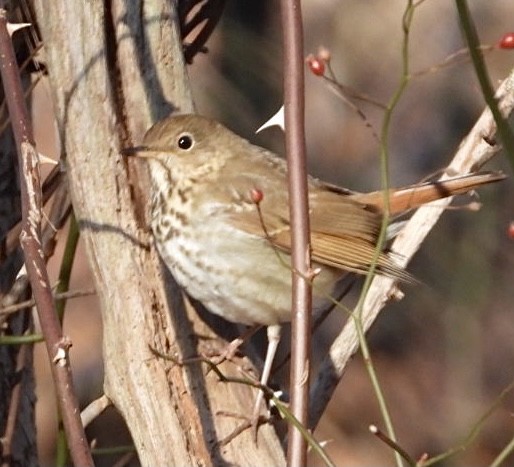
[132,113,504,427]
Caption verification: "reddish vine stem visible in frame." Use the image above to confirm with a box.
[0,10,93,466]
[280,0,311,465]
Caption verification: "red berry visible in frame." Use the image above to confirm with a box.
[305,54,325,76]
[250,188,264,204]
[499,33,514,49]
[508,221,514,239]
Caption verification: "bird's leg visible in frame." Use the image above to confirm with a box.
[251,324,281,438]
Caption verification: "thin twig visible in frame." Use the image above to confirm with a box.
[0,11,93,466]
[111,450,137,467]
[455,0,514,170]
[0,333,42,345]
[180,0,226,64]
[346,5,420,467]
[369,425,416,467]
[422,379,514,466]
[0,288,95,315]
[81,394,112,428]
[490,434,514,467]
[280,0,311,465]
[409,44,495,78]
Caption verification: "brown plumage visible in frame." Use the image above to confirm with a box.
[138,114,503,316]
[135,113,504,424]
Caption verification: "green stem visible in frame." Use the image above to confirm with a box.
[423,379,514,465]
[359,0,414,307]
[353,3,418,467]
[454,0,514,171]
[55,212,80,321]
[0,334,43,344]
[490,433,514,467]
[55,428,68,467]
[55,211,80,467]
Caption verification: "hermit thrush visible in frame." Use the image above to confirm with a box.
[134,113,503,423]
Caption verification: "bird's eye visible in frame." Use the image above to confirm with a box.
[177,134,194,150]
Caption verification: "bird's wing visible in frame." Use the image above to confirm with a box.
[224,184,410,281]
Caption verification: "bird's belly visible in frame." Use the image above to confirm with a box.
[155,223,341,326]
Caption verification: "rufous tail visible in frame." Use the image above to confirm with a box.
[350,171,505,215]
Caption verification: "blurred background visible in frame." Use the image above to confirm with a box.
[32,0,514,465]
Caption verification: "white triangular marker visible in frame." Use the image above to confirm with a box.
[256,105,285,133]
[7,22,31,37]
[38,153,58,165]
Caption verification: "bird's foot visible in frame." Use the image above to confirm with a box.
[208,336,245,366]
[205,325,261,366]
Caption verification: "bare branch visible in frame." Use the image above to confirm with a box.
[81,394,112,428]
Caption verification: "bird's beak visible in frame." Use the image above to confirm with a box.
[121,146,160,159]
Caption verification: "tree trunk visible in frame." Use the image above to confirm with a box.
[33,1,285,464]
